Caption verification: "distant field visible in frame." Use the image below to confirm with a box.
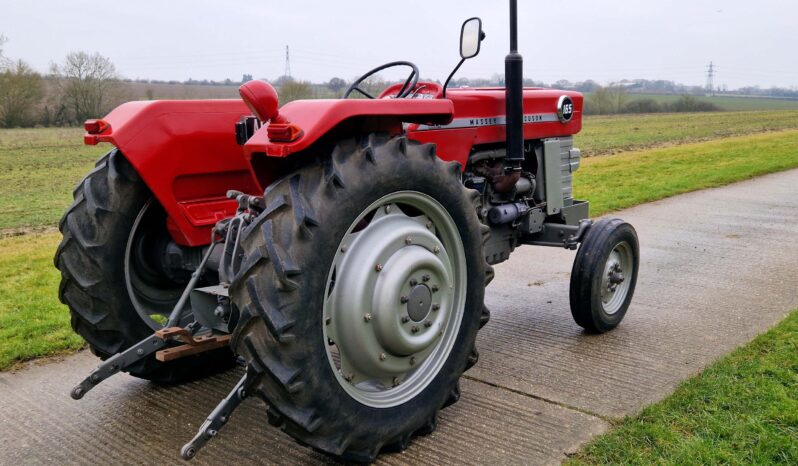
[579,110,798,155]
[625,93,798,111]
[3,122,798,369]
[3,109,798,234]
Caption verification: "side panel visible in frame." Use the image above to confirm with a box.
[407,88,584,167]
[91,100,261,246]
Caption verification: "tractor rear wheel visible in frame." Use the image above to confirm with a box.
[230,134,491,462]
[54,149,235,383]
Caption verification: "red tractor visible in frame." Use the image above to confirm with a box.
[56,2,639,462]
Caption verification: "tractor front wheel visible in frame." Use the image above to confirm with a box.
[569,218,639,333]
[230,134,491,462]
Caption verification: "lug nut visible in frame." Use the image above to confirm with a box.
[431,285,439,293]
[325,317,331,325]
[379,353,386,361]
[410,278,418,286]
[341,245,348,253]
[433,246,441,254]
[409,356,416,366]
[400,296,409,304]
[392,377,401,387]
[385,205,391,213]
[422,274,430,282]
[411,325,419,333]
[424,320,433,328]
[426,221,433,229]
[375,264,383,272]
[432,304,440,311]
[405,236,413,245]
[364,313,372,322]
[401,316,410,323]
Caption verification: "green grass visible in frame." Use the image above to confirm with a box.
[0,233,83,370]
[576,130,798,216]
[623,93,798,111]
[579,110,798,156]
[0,128,104,232]
[567,309,798,465]
[1,118,798,369]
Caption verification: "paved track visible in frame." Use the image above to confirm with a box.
[2,169,797,465]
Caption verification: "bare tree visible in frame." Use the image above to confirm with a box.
[0,60,43,127]
[52,51,120,123]
[0,34,12,69]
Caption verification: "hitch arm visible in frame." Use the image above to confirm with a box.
[70,335,167,400]
[181,369,259,460]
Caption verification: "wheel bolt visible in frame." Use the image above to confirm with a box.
[424,320,433,328]
[385,205,391,213]
[364,313,372,322]
[422,274,430,282]
[375,264,383,272]
[379,353,386,361]
[325,317,331,326]
[409,279,418,286]
[431,285,439,293]
[341,245,348,253]
[401,316,410,323]
[411,326,419,333]
[432,304,440,311]
[400,296,409,304]
[405,236,413,245]
[433,246,441,254]
[426,221,433,229]
[409,356,416,366]
[392,377,401,387]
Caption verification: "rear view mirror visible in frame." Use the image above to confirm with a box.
[460,17,485,59]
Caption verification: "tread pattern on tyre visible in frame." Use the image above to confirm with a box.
[54,149,234,382]
[230,134,493,462]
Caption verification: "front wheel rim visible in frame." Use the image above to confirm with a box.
[323,191,467,408]
[600,241,634,315]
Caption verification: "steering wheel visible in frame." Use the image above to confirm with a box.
[343,61,419,99]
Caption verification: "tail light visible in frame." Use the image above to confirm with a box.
[84,119,110,134]
[267,123,304,142]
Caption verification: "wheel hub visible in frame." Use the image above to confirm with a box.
[407,284,432,322]
[323,192,466,408]
[599,242,634,315]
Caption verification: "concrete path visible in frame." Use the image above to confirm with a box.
[2,169,798,465]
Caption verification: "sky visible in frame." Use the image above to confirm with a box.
[1,0,796,89]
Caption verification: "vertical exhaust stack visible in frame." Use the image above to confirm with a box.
[505,0,524,172]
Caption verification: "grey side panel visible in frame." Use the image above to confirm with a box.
[544,139,564,215]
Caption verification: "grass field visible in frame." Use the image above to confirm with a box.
[2,116,798,369]
[2,110,798,234]
[568,309,798,465]
[624,93,798,111]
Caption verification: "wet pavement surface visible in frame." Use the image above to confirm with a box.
[2,169,797,465]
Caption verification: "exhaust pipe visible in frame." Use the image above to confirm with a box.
[505,0,524,171]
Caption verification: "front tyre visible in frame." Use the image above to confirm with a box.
[569,218,639,333]
[230,134,490,462]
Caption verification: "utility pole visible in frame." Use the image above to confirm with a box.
[284,45,292,79]
[706,61,715,96]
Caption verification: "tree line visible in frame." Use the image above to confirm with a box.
[0,35,122,127]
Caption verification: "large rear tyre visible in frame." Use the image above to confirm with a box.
[230,134,491,462]
[569,218,639,333]
[54,149,235,383]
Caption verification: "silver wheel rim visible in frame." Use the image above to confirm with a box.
[600,241,633,315]
[124,199,187,330]
[323,191,467,408]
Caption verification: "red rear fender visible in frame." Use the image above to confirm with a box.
[87,100,260,246]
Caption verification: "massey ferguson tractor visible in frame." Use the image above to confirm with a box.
[55,2,639,462]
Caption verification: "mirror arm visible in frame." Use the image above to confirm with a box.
[442,58,466,99]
